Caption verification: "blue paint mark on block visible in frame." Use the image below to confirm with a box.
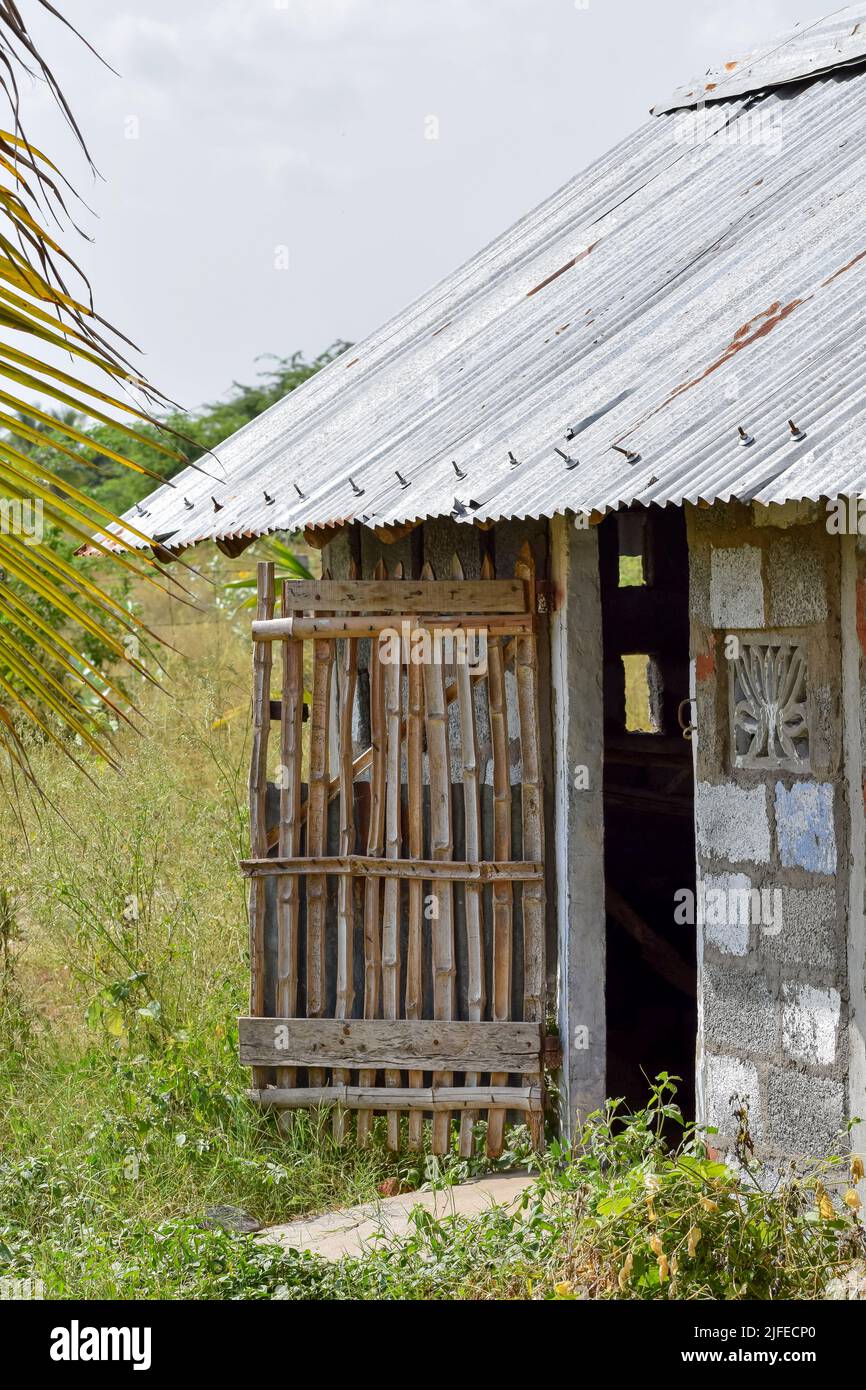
[774,781,836,874]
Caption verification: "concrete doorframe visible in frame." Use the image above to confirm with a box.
[549,514,606,1140]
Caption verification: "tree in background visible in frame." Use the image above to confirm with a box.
[10,343,350,517]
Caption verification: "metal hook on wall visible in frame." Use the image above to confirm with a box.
[677,697,696,741]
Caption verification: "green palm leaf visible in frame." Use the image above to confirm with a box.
[0,1,183,784]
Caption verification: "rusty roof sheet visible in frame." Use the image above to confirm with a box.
[116,6,866,551]
[652,7,866,113]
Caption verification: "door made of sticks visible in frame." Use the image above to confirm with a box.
[239,547,547,1156]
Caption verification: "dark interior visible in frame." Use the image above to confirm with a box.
[599,505,697,1118]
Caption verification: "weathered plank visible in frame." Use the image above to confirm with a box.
[239,1019,542,1071]
[249,1086,543,1113]
[273,578,526,613]
[248,561,274,1089]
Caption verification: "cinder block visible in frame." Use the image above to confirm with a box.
[762,884,840,970]
[768,535,828,625]
[782,983,840,1067]
[703,965,777,1055]
[774,781,837,874]
[710,546,764,628]
[703,1054,763,1141]
[701,872,751,955]
[696,781,771,864]
[766,1068,846,1155]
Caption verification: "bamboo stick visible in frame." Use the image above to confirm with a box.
[242,856,542,881]
[305,569,334,1091]
[276,579,304,1096]
[514,542,546,1149]
[333,559,358,1142]
[252,613,531,641]
[406,590,425,1150]
[248,562,275,1089]
[382,561,404,1149]
[483,553,514,1158]
[357,558,387,1145]
[452,554,485,1158]
[249,1085,542,1113]
[421,561,456,1154]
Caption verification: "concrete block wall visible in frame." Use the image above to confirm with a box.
[687,501,850,1159]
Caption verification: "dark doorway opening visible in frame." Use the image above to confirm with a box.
[599,506,697,1118]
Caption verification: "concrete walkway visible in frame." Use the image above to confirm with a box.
[257,1170,536,1261]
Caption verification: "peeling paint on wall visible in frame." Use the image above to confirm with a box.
[774,780,837,874]
[782,983,841,1067]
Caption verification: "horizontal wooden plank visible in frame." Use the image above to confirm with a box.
[238,1018,542,1071]
[251,613,531,642]
[248,1085,542,1113]
[278,579,526,614]
[241,855,544,882]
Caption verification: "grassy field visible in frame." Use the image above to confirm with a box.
[0,545,863,1300]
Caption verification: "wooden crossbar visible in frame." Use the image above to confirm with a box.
[239,1018,542,1071]
[241,855,543,882]
[249,1085,543,1113]
[272,578,526,613]
[251,613,531,641]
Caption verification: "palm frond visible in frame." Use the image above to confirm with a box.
[0,2,183,783]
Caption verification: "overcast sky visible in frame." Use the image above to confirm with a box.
[23,0,812,413]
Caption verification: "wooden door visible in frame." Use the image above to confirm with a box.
[238,548,547,1156]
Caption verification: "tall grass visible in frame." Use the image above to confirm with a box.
[0,585,411,1297]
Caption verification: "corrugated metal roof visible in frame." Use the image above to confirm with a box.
[117,6,866,551]
[652,8,866,113]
